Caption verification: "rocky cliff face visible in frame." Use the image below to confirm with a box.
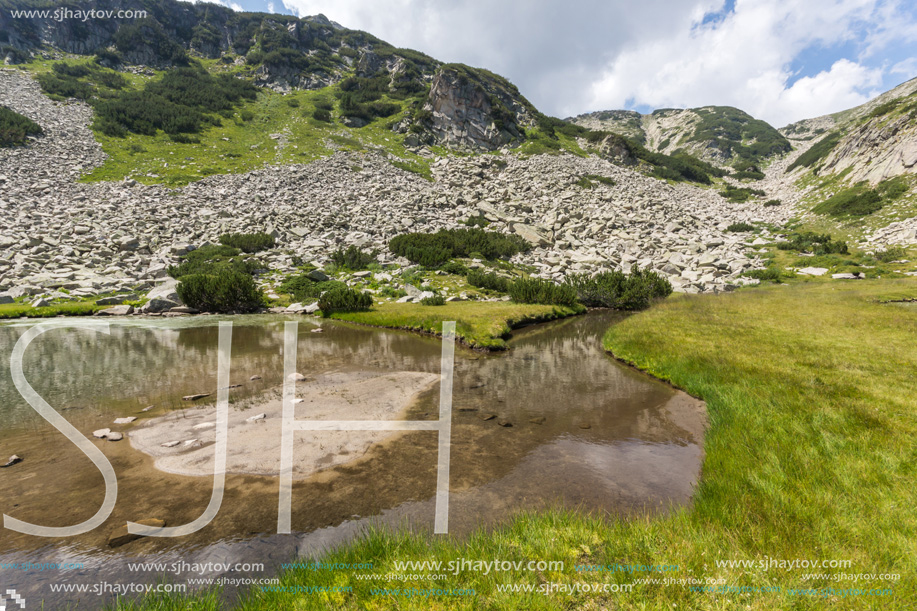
[781,77,917,185]
[420,67,532,150]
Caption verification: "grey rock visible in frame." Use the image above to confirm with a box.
[144,278,182,304]
[141,298,178,313]
[98,305,134,316]
[798,267,829,276]
[95,296,124,306]
[1,455,22,468]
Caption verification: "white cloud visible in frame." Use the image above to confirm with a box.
[585,0,901,125]
[890,57,917,76]
[277,0,917,125]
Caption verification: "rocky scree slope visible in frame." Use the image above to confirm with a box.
[0,68,792,303]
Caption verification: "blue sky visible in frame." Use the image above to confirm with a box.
[215,0,917,126]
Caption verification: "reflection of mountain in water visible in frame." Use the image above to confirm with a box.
[0,315,445,431]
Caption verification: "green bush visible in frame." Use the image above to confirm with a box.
[763,199,782,207]
[240,110,254,121]
[312,108,332,122]
[285,97,300,107]
[727,222,756,232]
[876,176,909,200]
[389,229,530,267]
[813,186,883,217]
[169,133,199,144]
[168,245,264,278]
[575,174,615,188]
[776,232,848,255]
[466,269,511,293]
[420,295,446,306]
[318,287,373,316]
[36,72,95,100]
[0,105,42,147]
[379,286,408,299]
[732,170,765,181]
[509,277,578,306]
[329,246,376,270]
[279,274,347,302]
[92,66,257,136]
[441,260,469,275]
[875,247,906,263]
[786,132,841,172]
[743,267,783,283]
[53,62,92,78]
[463,216,490,228]
[565,266,672,310]
[176,269,264,313]
[721,185,765,203]
[218,232,275,253]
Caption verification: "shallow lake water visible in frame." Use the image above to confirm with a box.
[0,311,705,608]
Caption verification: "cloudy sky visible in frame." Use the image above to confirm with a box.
[226,0,917,127]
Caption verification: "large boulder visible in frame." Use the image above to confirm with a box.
[144,278,182,303]
[513,224,552,247]
[142,298,179,313]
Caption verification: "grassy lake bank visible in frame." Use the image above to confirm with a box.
[328,301,586,350]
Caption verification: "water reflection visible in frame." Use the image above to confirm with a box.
[0,311,706,609]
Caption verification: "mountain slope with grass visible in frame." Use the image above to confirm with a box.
[1,0,750,184]
[569,105,791,168]
[774,77,917,244]
[782,77,917,185]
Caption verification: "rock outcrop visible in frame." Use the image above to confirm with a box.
[422,67,532,150]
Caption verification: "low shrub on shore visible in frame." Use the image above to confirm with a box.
[565,266,673,310]
[318,287,373,316]
[218,232,275,253]
[279,274,347,302]
[509,277,578,306]
[176,269,264,313]
[420,295,446,306]
[170,244,266,311]
[329,246,376,271]
[389,228,530,267]
[168,245,264,278]
[466,269,511,293]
